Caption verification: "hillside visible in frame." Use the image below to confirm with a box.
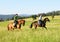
[0,10,60,20]
[0,14,32,20]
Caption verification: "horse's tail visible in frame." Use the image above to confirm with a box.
[30,22,33,28]
[23,21,25,26]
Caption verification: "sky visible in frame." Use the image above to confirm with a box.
[0,0,60,15]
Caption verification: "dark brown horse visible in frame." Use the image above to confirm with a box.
[7,19,25,30]
[30,18,50,29]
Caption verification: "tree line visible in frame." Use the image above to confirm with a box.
[7,10,60,20]
[0,10,60,22]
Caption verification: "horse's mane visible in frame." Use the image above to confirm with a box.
[43,18,48,21]
[33,21,37,23]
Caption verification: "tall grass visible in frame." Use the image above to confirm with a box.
[0,15,60,42]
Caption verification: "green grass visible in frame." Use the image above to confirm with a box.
[0,15,60,42]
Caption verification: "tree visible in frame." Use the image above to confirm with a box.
[51,11,55,19]
[31,15,37,20]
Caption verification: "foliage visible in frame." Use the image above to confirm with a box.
[31,15,37,20]
[46,11,60,16]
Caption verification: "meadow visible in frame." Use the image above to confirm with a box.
[0,15,60,42]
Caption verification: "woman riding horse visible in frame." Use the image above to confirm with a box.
[7,19,25,30]
[30,18,50,29]
[38,14,42,25]
[14,14,19,28]
[7,14,25,30]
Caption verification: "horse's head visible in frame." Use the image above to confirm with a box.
[44,18,50,22]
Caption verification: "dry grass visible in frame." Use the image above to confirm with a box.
[0,15,60,42]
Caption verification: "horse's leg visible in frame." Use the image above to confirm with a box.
[41,24,44,29]
[10,25,14,30]
[13,28,14,30]
[44,27,47,30]
[17,24,19,29]
[19,24,21,29]
[7,26,9,30]
[35,25,37,29]
[7,24,11,31]
[7,25,11,31]
[17,24,21,29]
[42,23,47,30]
[12,26,14,30]
[30,23,33,28]
[43,24,47,30]
[23,21,25,26]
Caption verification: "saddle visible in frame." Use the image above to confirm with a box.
[14,21,18,28]
[38,20,42,25]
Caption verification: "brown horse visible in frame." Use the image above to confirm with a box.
[30,18,50,29]
[18,19,25,26]
[7,19,25,30]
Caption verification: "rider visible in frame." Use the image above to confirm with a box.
[38,14,42,25]
[14,14,19,27]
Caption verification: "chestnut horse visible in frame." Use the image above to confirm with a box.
[30,18,50,29]
[7,19,25,30]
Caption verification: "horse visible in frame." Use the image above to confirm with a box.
[7,19,25,30]
[30,18,50,29]
[18,19,25,26]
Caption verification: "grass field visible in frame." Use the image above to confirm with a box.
[0,15,60,42]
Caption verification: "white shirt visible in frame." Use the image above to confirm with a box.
[39,15,42,20]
